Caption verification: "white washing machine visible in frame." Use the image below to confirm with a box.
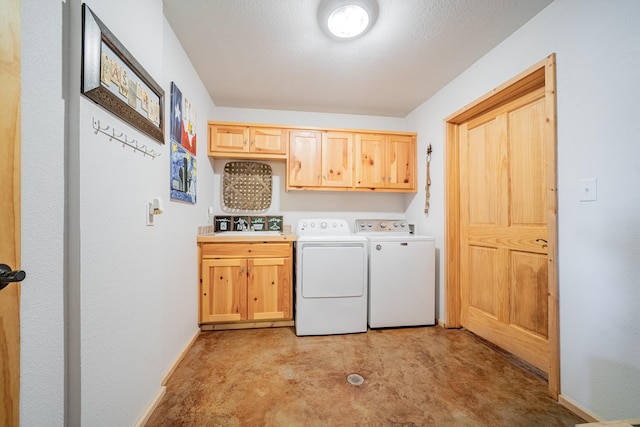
[295,219,368,336]
[356,219,436,328]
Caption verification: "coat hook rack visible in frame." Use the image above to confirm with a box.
[92,117,161,159]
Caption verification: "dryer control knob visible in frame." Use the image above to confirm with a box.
[380,223,387,228]
[320,222,327,229]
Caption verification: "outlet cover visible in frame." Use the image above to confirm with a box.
[579,178,597,202]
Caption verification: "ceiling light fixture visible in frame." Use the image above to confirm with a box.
[318,0,378,40]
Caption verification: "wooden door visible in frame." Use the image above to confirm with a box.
[459,86,550,372]
[201,259,247,323]
[322,132,353,187]
[385,134,415,190]
[288,130,322,187]
[247,257,291,321]
[250,127,286,154]
[210,125,248,152]
[0,0,21,424]
[355,133,385,188]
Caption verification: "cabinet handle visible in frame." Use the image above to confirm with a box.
[240,266,244,273]
[247,266,252,273]
[317,175,321,182]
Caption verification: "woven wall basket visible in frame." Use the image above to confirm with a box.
[222,161,272,211]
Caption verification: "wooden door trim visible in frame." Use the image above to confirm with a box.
[444,54,559,398]
[1,0,22,423]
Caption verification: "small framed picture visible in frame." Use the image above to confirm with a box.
[267,216,283,232]
[250,216,266,231]
[214,216,232,232]
[233,217,250,231]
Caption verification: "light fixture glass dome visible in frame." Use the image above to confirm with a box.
[327,5,370,38]
[318,0,378,41]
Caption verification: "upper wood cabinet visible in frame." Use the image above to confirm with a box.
[208,120,417,192]
[322,132,353,187]
[287,130,353,189]
[209,122,287,159]
[288,130,322,187]
[355,133,416,191]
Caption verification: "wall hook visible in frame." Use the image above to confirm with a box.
[92,117,161,159]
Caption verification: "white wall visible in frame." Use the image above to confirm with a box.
[20,0,66,425]
[405,0,640,420]
[70,0,217,424]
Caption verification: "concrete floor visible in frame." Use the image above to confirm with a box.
[146,326,584,426]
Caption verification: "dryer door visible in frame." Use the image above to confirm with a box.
[299,243,366,298]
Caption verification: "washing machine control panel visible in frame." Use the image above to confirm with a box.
[297,219,351,235]
[355,219,411,234]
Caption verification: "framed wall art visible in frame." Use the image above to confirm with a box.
[81,4,165,144]
[170,82,197,155]
[170,140,197,204]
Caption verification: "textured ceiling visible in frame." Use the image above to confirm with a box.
[163,0,553,117]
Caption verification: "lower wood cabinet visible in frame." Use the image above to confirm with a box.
[199,242,293,328]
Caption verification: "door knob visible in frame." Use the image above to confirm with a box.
[0,263,26,291]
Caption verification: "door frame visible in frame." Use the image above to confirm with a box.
[444,54,559,398]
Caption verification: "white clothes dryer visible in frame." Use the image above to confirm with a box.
[356,219,436,328]
[295,219,368,336]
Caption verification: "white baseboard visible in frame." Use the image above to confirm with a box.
[135,386,166,427]
[559,394,602,423]
[162,329,201,386]
[135,329,201,426]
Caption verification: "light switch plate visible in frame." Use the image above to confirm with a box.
[146,203,154,226]
[579,178,597,202]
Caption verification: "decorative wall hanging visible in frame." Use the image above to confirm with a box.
[222,162,272,211]
[81,4,164,144]
[92,117,161,159]
[213,215,283,232]
[425,144,432,214]
[169,82,197,204]
[170,140,197,204]
[170,82,197,155]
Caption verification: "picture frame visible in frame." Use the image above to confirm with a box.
[81,4,165,144]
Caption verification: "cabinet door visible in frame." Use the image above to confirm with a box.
[322,132,353,187]
[385,134,415,190]
[210,125,249,152]
[288,130,322,187]
[250,128,287,154]
[355,133,386,188]
[201,258,247,323]
[247,257,292,321]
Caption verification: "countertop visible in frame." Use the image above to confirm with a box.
[197,233,297,243]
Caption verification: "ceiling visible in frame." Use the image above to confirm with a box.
[162,0,553,117]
